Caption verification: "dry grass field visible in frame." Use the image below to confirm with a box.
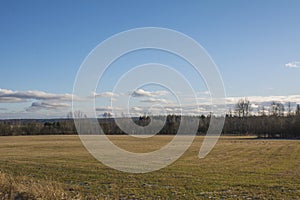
[0,135,299,199]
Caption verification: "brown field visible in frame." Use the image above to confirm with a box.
[0,135,299,199]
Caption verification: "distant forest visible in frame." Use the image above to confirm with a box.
[0,99,300,139]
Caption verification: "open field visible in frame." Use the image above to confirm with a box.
[0,135,299,199]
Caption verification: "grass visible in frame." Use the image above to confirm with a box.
[0,171,82,199]
[0,135,299,199]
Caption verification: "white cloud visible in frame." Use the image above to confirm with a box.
[93,91,118,98]
[140,98,169,104]
[0,97,25,103]
[0,88,75,103]
[250,103,259,109]
[96,107,112,112]
[130,106,143,112]
[96,94,300,117]
[197,91,211,95]
[131,89,168,97]
[0,88,81,116]
[2,87,300,118]
[285,61,300,68]
[226,95,300,105]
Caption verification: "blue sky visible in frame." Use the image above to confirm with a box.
[0,0,300,118]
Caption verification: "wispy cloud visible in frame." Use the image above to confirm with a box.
[93,92,118,98]
[26,101,70,111]
[131,89,168,97]
[197,91,211,95]
[0,88,75,103]
[130,106,143,112]
[96,106,123,112]
[285,61,300,68]
[140,98,169,104]
[226,95,300,105]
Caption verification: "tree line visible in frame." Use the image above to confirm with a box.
[0,99,299,138]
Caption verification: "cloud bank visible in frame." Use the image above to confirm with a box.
[1,87,300,118]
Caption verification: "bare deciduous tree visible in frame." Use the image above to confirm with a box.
[270,102,285,117]
[235,98,251,117]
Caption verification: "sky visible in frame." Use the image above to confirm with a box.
[0,0,300,118]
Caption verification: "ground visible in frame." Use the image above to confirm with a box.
[0,135,299,199]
